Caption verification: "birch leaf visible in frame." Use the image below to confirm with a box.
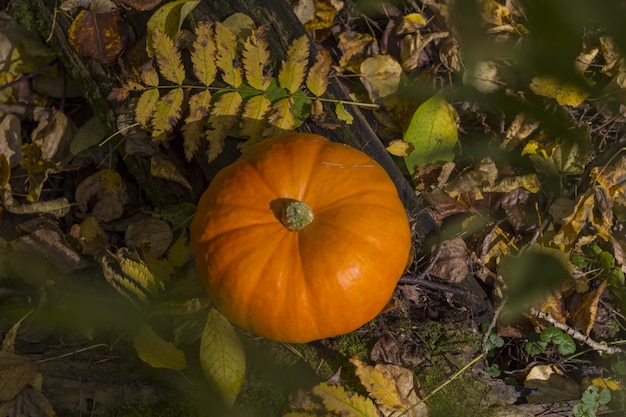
[306,49,331,97]
[312,382,379,417]
[242,26,271,91]
[200,309,246,407]
[215,21,242,88]
[279,35,309,94]
[240,94,272,140]
[191,21,217,86]
[151,87,184,137]
[152,28,185,85]
[133,324,187,370]
[136,88,160,128]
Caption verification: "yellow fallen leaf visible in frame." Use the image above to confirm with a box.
[530,74,590,107]
[386,140,413,157]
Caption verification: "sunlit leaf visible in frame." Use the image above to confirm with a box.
[151,87,184,137]
[312,382,379,417]
[265,97,295,133]
[335,102,353,124]
[404,94,458,173]
[242,26,271,91]
[152,28,185,85]
[360,55,403,103]
[146,0,199,56]
[239,94,272,140]
[278,35,309,94]
[200,309,245,407]
[136,88,160,128]
[306,49,331,97]
[133,324,187,370]
[530,74,591,107]
[386,140,413,157]
[215,21,242,88]
[191,22,217,86]
[350,357,406,414]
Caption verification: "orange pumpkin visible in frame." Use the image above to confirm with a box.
[190,133,411,343]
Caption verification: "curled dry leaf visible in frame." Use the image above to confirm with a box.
[426,237,469,283]
[10,227,92,278]
[75,169,129,222]
[31,108,76,164]
[117,0,162,11]
[0,113,22,167]
[125,217,173,258]
[68,10,131,65]
[360,55,403,104]
[0,351,37,402]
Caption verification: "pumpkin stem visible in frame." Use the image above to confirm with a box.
[280,200,314,231]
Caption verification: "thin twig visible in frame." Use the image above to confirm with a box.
[529,307,623,355]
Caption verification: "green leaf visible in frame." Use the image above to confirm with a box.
[146,0,199,56]
[199,309,246,407]
[133,324,187,370]
[403,93,458,173]
[525,340,548,355]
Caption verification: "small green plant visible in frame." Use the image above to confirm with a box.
[572,385,611,417]
[524,326,576,356]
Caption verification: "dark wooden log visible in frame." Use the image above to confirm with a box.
[9,0,435,237]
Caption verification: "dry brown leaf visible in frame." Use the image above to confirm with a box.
[31,108,76,163]
[150,152,192,190]
[75,169,129,222]
[338,32,377,73]
[570,280,608,336]
[117,0,161,11]
[524,365,580,403]
[426,237,469,283]
[125,217,174,258]
[0,113,22,167]
[69,216,108,256]
[68,10,131,65]
[0,351,37,402]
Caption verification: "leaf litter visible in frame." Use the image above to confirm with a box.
[2,0,626,416]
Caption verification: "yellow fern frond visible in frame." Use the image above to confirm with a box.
[265,97,295,133]
[242,26,271,91]
[140,66,160,87]
[151,87,184,137]
[306,49,331,97]
[186,89,212,122]
[239,94,272,140]
[136,88,160,128]
[152,29,185,85]
[312,383,379,417]
[215,21,242,88]
[167,231,191,268]
[278,35,309,94]
[192,21,217,86]
[206,91,243,161]
[182,120,204,161]
[102,254,148,305]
